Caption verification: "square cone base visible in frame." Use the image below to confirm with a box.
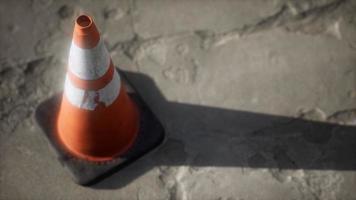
[35,71,165,186]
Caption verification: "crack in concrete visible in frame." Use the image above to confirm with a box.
[327,108,356,125]
[104,0,351,87]
[0,56,53,139]
[112,0,349,60]
[291,0,347,19]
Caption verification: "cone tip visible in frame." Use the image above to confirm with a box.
[73,15,100,48]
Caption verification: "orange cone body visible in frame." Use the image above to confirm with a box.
[57,15,140,162]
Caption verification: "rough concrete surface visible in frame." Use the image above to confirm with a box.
[1,0,356,199]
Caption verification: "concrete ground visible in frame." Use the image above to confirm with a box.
[1,0,356,199]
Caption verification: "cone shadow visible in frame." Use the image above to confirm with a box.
[36,70,356,189]
[95,71,356,189]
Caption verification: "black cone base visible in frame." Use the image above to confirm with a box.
[35,72,165,186]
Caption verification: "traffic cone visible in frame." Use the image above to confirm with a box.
[57,15,139,162]
[35,15,165,185]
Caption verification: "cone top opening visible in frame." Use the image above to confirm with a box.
[76,15,93,29]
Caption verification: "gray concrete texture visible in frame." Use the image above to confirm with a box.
[1,0,356,199]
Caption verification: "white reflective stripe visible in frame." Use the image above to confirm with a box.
[64,70,121,110]
[68,38,110,80]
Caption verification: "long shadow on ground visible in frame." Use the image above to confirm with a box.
[94,71,356,189]
[38,71,356,189]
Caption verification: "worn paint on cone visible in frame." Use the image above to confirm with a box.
[57,15,140,162]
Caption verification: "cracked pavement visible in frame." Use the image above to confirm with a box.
[1,0,356,199]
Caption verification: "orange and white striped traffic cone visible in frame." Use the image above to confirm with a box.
[57,15,140,162]
[36,15,165,185]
